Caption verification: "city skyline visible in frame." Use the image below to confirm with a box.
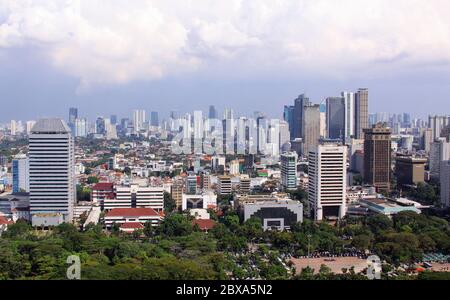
[1,1,450,121]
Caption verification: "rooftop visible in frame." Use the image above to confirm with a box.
[31,118,71,134]
[105,207,161,218]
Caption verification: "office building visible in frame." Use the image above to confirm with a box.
[326,97,345,140]
[229,159,240,175]
[74,118,88,137]
[186,173,198,194]
[209,105,218,119]
[293,94,311,139]
[363,123,392,193]
[342,91,355,142]
[133,109,146,132]
[355,88,369,139]
[150,111,159,127]
[181,191,217,211]
[217,176,232,195]
[301,104,321,155]
[171,179,184,209]
[440,160,450,207]
[235,194,303,231]
[429,138,450,179]
[239,175,251,195]
[283,105,295,140]
[12,154,29,193]
[422,128,433,153]
[29,118,75,225]
[308,142,347,221]
[429,115,450,140]
[281,152,298,190]
[395,155,426,186]
[104,184,164,211]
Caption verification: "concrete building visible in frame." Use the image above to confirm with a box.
[170,179,184,209]
[239,175,251,195]
[104,184,164,211]
[440,160,450,207]
[229,159,240,175]
[185,173,198,194]
[29,119,75,225]
[308,142,347,221]
[217,175,232,195]
[363,123,392,193]
[429,138,450,179]
[422,128,433,153]
[281,152,298,190]
[302,104,321,156]
[12,154,29,193]
[235,194,303,231]
[181,191,217,211]
[104,207,163,230]
[395,156,426,186]
[326,97,345,141]
[355,88,369,139]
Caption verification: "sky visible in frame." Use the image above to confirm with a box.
[1,0,450,122]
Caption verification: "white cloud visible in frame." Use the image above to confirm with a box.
[1,0,450,88]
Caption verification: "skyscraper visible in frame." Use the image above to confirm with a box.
[363,123,392,193]
[355,88,369,139]
[301,104,321,156]
[293,94,310,139]
[308,142,347,221]
[429,137,450,179]
[209,105,218,119]
[342,91,355,142]
[74,118,88,137]
[150,111,159,127]
[12,154,29,193]
[29,119,75,225]
[281,152,298,190]
[326,97,345,140]
[133,109,146,132]
[440,160,450,207]
[69,107,78,126]
[429,115,450,140]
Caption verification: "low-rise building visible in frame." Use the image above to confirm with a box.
[182,190,217,211]
[104,207,163,229]
[235,193,303,231]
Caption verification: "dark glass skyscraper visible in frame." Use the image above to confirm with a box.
[326,97,345,140]
[150,111,159,126]
[293,94,310,139]
[208,105,217,119]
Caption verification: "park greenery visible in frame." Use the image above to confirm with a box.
[1,207,450,280]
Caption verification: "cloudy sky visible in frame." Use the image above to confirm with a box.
[1,0,450,122]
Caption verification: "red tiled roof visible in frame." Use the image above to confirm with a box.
[105,207,160,218]
[193,219,216,231]
[120,222,144,229]
[92,182,114,191]
[0,216,13,225]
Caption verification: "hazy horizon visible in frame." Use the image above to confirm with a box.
[1,1,450,122]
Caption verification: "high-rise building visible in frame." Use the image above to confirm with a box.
[429,138,450,179]
[342,92,355,142]
[133,109,146,132]
[281,152,298,190]
[301,104,321,156]
[74,118,88,137]
[110,115,117,125]
[171,179,184,210]
[186,173,198,194]
[10,120,17,136]
[223,108,234,120]
[279,120,291,151]
[12,154,29,193]
[150,111,159,127]
[308,142,347,221]
[293,94,310,139]
[95,117,106,135]
[29,119,75,225]
[422,128,433,153]
[440,160,450,207]
[429,115,450,140]
[283,105,295,140]
[229,159,240,175]
[395,155,426,186]
[355,88,369,139]
[326,97,345,141]
[209,105,218,119]
[69,107,78,125]
[363,123,392,193]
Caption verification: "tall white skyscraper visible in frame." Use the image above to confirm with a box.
[308,142,347,221]
[342,91,355,142]
[29,119,75,225]
[74,118,88,137]
[133,109,146,132]
[281,152,298,190]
